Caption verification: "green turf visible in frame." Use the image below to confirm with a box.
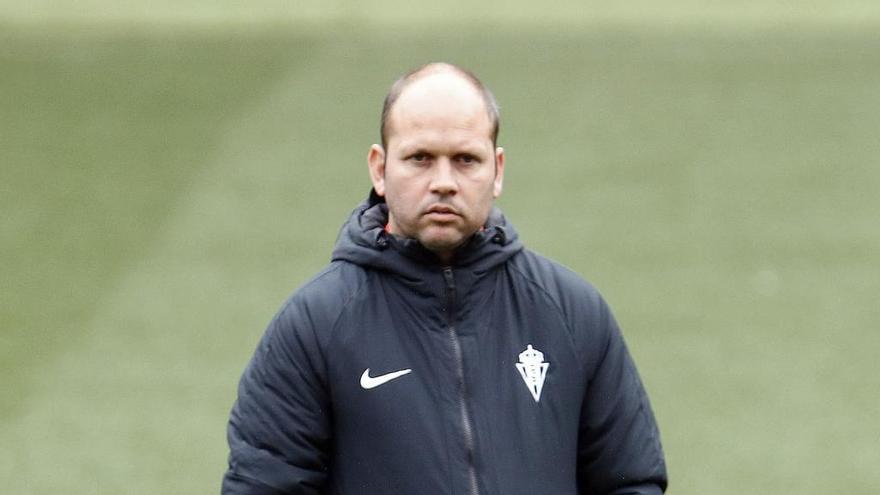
[2,21,878,494]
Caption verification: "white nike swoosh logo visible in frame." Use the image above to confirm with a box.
[360,368,412,389]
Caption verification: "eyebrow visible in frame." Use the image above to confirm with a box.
[396,141,488,157]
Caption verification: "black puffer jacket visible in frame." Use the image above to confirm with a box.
[223,193,667,494]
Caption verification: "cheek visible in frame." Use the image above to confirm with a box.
[471,177,499,201]
[384,185,419,219]
[385,171,425,201]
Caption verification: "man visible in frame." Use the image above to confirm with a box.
[222,63,667,494]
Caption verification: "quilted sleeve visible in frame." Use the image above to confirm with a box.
[577,297,668,494]
[222,297,332,494]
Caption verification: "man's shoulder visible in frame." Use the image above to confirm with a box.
[273,261,369,329]
[505,249,617,356]
[294,260,367,296]
[507,248,603,305]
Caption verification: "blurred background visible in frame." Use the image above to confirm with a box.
[2,1,878,493]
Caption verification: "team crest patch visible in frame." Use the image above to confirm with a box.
[515,344,549,402]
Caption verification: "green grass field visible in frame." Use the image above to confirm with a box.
[2,4,879,493]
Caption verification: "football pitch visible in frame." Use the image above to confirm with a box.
[2,3,879,493]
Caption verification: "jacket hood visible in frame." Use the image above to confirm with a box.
[331,190,523,278]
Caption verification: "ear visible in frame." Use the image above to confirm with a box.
[368,144,387,196]
[493,146,505,198]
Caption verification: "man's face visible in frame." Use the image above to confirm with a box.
[368,73,504,262]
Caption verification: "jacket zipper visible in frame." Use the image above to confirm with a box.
[443,266,480,495]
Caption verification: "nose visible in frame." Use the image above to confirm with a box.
[429,157,458,196]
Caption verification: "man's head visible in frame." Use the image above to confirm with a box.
[380,63,500,149]
[368,63,505,262]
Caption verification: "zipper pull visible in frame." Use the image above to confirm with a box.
[442,266,455,290]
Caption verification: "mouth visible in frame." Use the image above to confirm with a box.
[426,204,459,214]
[424,204,461,221]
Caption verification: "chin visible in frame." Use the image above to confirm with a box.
[418,231,466,254]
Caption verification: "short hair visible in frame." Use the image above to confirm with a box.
[380,62,500,149]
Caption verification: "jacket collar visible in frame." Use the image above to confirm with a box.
[331,190,522,278]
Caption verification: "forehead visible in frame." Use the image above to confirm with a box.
[386,73,493,148]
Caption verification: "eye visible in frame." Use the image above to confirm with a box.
[456,154,479,165]
[409,152,430,164]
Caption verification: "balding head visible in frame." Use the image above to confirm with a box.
[380,63,500,149]
[366,63,505,262]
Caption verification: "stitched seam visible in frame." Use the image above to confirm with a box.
[506,257,587,377]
